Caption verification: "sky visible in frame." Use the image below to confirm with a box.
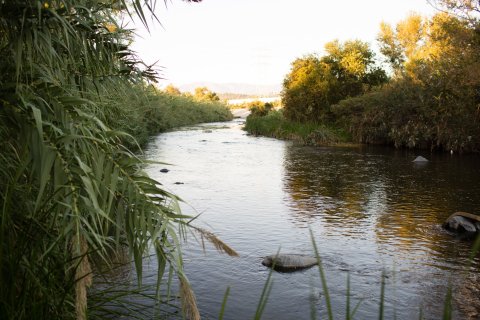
[131,0,437,88]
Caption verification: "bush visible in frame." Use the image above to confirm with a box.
[332,79,480,152]
[249,101,274,117]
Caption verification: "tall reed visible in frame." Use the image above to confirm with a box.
[0,1,219,319]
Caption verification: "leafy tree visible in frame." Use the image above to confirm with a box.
[378,12,480,100]
[378,22,405,71]
[335,12,480,152]
[194,86,220,102]
[428,0,480,22]
[164,83,182,95]
[323,40,388,97]
[282,40,387,123]
[378,13,427,76]
[247,101,273,117]
[282,55,331,122]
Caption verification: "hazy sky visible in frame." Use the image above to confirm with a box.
[132,0,436,87]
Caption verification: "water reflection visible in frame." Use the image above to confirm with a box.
[283,144,480,318]
[136,121,480,320]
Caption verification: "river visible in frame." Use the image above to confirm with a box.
[142,118,480,319]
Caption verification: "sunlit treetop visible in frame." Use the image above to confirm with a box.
[378,11,477,81]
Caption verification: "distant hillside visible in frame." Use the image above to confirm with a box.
[178,82,281,96]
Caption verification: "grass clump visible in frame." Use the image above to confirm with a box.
[244,110,350,146]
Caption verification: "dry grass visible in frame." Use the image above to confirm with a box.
[180,276,201,320]
[74,235,93,320]
[192,226,239,257]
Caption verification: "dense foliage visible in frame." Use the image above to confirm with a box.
[98,83,232,149]
[193,86,220,102]
[334,12,480,152]
[282,40,388,123]
[0,1,232,319]
[254,7,480,153]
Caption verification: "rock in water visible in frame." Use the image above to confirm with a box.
[413,156,428,162]
[444,216,477,233]
[262,254,318,272]
[443,212,480,235]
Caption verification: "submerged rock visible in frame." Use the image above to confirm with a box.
[262,254,318,272]
[443,212,480,235]
[160,168,169,173]
[413,156,429,162]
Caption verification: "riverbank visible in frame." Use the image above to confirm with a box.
[244,109,352,146]
[103,85,233,149]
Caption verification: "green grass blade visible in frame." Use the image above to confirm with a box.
[218,286,230,320]
[442,286,452,320]
[379,271,385,320]
[254,253,276,320]
[310,228,333,320]
[346,273,351,320]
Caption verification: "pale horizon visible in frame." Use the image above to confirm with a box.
[131,0,436,91]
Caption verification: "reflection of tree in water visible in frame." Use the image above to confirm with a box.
[283,146,380,228]
[282,145,480,317]
[283,145,480,241]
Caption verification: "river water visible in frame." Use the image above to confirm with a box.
[143,119,480,319]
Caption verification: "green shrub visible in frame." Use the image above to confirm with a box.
[332,79,480,152]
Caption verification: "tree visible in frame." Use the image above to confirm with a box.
[428,0,480,23]
[282,40,387,123]
[378,12,480,89]
[322,39,388,97]
[335,12,480,152]
[164,83,182,95]
[194,86,220,102]
[282,55,330,122]
[378,13,427,76]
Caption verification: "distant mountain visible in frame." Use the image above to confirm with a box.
[178,82,281,96]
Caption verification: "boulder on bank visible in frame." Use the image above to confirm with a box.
[443,212,480,235]
[262,254,318,272]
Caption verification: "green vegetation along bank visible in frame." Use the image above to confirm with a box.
[245,109,351,146]
[247,4,480,153]
[101,84,233,150]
